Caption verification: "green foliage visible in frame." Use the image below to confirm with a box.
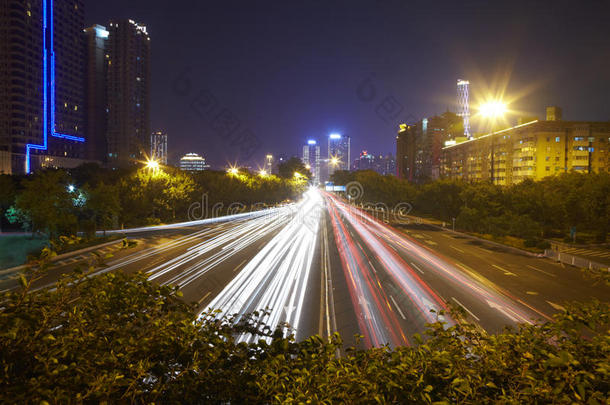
[14,170,77,237]
[1,268,608,403]
[277,157,312,179]
[339,171,609,243]
[3,164,304,236]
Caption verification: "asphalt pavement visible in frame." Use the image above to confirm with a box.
[3,189,608,349]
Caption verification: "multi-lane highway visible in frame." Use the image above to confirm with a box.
[4,189,609,348]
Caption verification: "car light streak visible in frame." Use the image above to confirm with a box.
[202,189,323,343]
[326,195,445,348]
[326,193,546,337]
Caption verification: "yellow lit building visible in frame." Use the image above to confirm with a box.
[441,108,610,185]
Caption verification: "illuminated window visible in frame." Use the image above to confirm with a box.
[555,137,560,142]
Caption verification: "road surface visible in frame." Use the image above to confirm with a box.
[3,189,608,347]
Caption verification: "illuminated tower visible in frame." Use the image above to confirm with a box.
[151,130,168,164]
[457,79,471,139]
[302,140,320,184]
[1,0,86,173]
[264,154,274,173]
[327,133,350,176]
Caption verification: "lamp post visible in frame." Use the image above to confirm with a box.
[478,101,507,184]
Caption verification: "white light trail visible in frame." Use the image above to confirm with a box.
[202,189,323,343]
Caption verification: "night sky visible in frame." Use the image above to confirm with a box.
[85,0,610,168]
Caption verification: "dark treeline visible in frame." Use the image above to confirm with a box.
[331,171,610,245]
[0,163,306,238]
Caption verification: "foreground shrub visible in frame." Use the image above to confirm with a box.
[1,269,608,403]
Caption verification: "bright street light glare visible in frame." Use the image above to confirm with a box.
[146,159,160,170]
[479,101,507,118]
[228,167,239,175]
[259,169,268,176]
[330,157,340,165]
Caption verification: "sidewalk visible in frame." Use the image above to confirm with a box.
[547,241,610,267]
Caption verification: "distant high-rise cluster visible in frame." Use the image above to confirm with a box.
[352,151,395,175]
[0,1,154,174]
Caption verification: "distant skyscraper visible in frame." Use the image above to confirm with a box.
[151,130,168,164]
[352,151,396,176]
[84,24,109,163]
[457,79,471,139]
[179,153,209,171]
[265,154,274,174]
[1,0,86,173]
[302,140,320,184]
[327,133,350,176]
[106,19,151,167]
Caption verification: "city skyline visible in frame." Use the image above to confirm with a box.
[83,0,610,168]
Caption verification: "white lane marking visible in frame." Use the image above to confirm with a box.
[198,291,212,305]
[451,296,480,321]
[526,264,556,277]
[410,261,424,274]
[389,295,406,320]
[450,245,464,253]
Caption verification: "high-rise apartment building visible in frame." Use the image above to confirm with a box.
[302,140,320,184]
[84,24,108,162]
[396,112,462,182]
[441,107,610,185]
[1,0,86,174]
[327,133,350,177]
[106,19,150,167]
[151,130,167,164]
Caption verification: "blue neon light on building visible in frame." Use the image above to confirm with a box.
[25,0,85,173]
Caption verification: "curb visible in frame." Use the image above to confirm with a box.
[0,238,125,277]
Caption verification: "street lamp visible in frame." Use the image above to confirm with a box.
[479,101,507,119]
[478,100,507,184]
[258,169,268,177]
[227,167,239,176]
[146,159,160,171]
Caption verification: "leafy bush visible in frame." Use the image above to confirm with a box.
[1,267,608,403]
